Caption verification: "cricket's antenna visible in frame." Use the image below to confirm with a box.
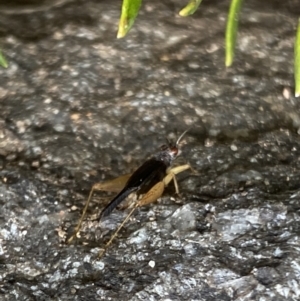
[176,128,190,147]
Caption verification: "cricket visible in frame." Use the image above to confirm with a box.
[67,130,191,257]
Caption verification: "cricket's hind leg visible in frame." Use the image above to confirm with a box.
[67,173,131,244]
[98,164,192,258]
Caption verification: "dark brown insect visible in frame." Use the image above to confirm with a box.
[67,130,191,257]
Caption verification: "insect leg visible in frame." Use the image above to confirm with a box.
[67,173,132,244]
[67,186,96,244]
[93,173,131,192]
[164,164,192,193]
[98,204,138,258]
[98,181,165,257]
[98,165,192,257]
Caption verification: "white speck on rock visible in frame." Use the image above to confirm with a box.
[148,260,155,268]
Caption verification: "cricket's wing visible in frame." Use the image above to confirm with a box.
[100,158,166,218]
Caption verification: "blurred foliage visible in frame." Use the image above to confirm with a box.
[0,49,8,68]
[117,0,142,38]
[0,1,298,95]
[225,0,243,67]
[179,0,203,17]
[118,0,298,96]
[295,18,300,97]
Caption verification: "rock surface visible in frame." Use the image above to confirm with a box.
[0,0,300,300]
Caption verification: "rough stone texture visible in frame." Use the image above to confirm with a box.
[1,0,300,300]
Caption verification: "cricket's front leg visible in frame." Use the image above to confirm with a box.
[164,164,192,194]
[137,164,192,207]
[67,173,132,244]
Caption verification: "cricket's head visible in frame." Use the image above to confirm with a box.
[156,129,189,166]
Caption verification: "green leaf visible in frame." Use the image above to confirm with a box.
[179,0,202,17]
[295,18,300,97]
[0,49,8,68]
[225,0,243,67]
[117,0,142,39]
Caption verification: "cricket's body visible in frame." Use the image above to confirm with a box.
[67,130,191,256]
[100,144,179,218]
